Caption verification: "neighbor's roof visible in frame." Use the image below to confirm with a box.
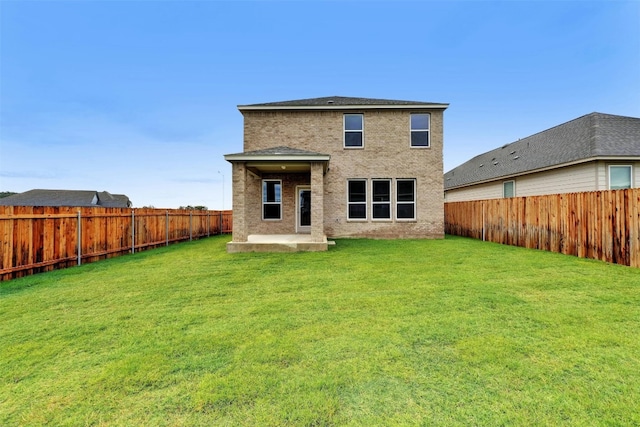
[0,189,132,207]
[96,191,132,208]
[238,96,449,111]
[444,112,640,190]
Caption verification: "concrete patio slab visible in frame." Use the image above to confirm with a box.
[226,234,335,253]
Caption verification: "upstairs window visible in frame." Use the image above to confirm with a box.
[396,179,416,220]
[609,165,632,189]
[262,180,282,220]
[410,113,430,147]
[347,179,367,219]
[344,114,364,148]
[372,179,391,220]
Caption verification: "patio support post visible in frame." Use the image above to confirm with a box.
[310,161,324,242]
[232,162,248,242]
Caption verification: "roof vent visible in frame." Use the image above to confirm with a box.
[513,156,520,160]
[493,161,498,165]
[327,100,334,104]
[479,164,484,167]
[509,150,515,155]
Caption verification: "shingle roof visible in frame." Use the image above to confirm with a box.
[238,96,448,110]
[228,146,327,156]
[444,112,640,190]
[97,191,132,208]
[0,189,132,207]
[224,146,330,161]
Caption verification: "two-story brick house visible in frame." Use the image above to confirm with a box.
[224,96,449,252]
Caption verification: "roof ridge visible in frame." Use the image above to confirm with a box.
[239,95,448,108]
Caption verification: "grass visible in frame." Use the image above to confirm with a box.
[1,235,639,426]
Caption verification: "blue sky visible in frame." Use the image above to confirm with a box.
[1,0,639,209]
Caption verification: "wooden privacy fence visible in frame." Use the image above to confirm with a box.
[445,189,640,268]
[0,206,233,281]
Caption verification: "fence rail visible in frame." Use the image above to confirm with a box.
[444,189,640,268]
[0,206,233,281]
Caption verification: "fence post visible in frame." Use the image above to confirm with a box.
[219,211,223,235]
[77,210,82,266]
[482,202,486,241]
[207,211,210,237]
[189,211,193,241]
[166,210,169,246]
[131,210,135,254]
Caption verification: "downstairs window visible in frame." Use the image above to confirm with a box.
[262,180,282,220]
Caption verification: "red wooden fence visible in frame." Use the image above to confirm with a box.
[0,206,233,281]
[444,189,640,268]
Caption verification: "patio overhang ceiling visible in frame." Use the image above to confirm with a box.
[224,146,331,177]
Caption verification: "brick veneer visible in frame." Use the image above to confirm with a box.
[235,108,445,239]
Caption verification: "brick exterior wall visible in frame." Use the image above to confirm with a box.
[239,108,445,239]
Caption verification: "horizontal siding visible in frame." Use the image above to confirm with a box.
[445,160,640,201]
[444,181,502,202]
[515,162,597,196]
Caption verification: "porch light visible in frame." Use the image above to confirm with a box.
[281,165,286,170]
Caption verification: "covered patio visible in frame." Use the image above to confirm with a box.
[224,147,332,253]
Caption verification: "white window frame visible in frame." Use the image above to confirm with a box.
[262,179,282,221]
[344,114,364,149]
[410,113,430,148]
[347,179,367,220]
[371,179,392,221]
[608,165,632,190]
[396,179,416,221]
[503,180,515,198]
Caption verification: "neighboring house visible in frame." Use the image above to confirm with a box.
[224,96,449,252]
[444,112,640,202]
[0,189,132,207]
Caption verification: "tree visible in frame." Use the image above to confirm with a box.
[179,205,208,210]
[0,191,17,199]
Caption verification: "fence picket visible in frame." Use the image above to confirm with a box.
[0,207,232,280]
[445,189,640,268]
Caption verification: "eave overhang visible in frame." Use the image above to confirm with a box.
[224,150,331,177]
[224,153,331,162]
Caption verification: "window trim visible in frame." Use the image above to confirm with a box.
[410,113,431,148]
[344,113,364,149]
[262,179,282,221]
[503,180,515,198]
[347,179,367,220]
[608,165,633,190]
[371,179,392,221]
[396,179,416,221]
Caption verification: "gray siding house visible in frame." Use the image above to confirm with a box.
[444,112,640,202]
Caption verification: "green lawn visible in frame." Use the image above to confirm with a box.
[1,235,639,426]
